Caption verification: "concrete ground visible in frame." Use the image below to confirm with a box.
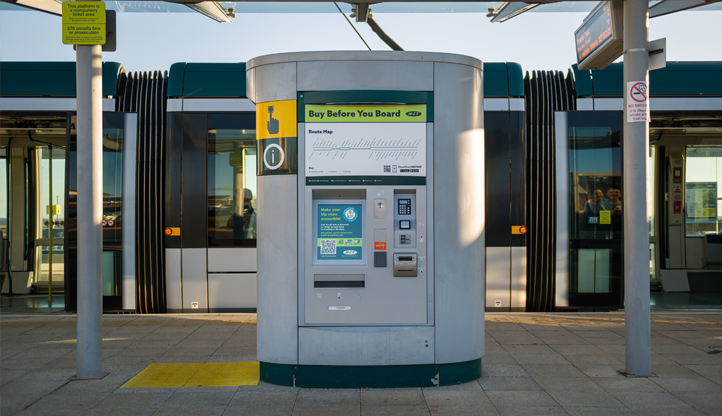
[1,312,721,416]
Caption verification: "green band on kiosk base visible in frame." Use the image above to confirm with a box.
[259,358,481,388]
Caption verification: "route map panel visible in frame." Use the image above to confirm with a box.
[305,122,426,178]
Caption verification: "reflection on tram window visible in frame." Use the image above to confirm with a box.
[207,113,257,247]
[568,122,622,298]
[68,114,125,297]
[570,127,623,240]
[685,146,722,237]
[102,128,124,245]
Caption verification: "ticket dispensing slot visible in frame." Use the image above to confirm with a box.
[314,274,365,288]
[394,254,418,277]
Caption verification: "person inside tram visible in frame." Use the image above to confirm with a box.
[229,188,255,240]
[584,189,605,216]
[600,187,622,214]
[244,188,257,239]
[578,192,588,212]
[242,188,255,224]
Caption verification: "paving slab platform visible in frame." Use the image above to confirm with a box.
[1,312,721,415]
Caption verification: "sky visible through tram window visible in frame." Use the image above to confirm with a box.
[1,3,721,72]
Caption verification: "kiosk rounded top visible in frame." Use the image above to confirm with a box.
[246,51,482,71]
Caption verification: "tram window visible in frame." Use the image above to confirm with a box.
[685,146,722,236]
[67,113,126,297]
[568,123,622,296]
[207,114,257,247]
[38,146,67,285]
[39,147,67,241]
[569,127,623,241]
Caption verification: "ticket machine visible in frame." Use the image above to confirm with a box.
[302,104,430,327]
[248,51,485,388]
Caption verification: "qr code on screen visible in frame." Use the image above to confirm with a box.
[320,239,336,255]
[383,165,391,172]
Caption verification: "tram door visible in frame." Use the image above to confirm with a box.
[555,112,624,309]
[165,112,258,313]
[653,132,722,294]
[1,115,68,303]
[1,112,137,312]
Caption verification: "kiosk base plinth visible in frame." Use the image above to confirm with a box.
[260,359,481,388]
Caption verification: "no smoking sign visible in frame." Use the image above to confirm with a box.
[626,81,649,123]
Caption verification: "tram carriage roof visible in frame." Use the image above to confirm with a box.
[4,60,721,101]
[574,61,722,97]
[0,61,124,98]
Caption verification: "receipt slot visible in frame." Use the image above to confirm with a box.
[249,51,485,388]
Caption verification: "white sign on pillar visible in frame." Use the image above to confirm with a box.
[626,81,649,122]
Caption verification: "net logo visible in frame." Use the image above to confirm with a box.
[343,250,358,255]
[405,111,422,117]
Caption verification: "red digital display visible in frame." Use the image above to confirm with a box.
[575,3,613,63]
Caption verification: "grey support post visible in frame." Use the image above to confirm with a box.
[76,43,104,378]
[623,0,652,376]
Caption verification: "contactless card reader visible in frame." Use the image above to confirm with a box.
[394,194,416,248]
[393,192,418,277]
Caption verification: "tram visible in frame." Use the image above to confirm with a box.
[3,60,720,313]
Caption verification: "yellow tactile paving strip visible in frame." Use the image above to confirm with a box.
[121,362,260,388]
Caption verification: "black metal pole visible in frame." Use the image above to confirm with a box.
[5,138,13,296]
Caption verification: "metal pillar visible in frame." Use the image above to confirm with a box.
[48,145,53,303]
[4,138,13,296]
[76,44,103,378]
[623,0,651,376]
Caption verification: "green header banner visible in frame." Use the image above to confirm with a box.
[307,176,426,186]
[306,104,426,123]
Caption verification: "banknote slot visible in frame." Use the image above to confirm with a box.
[314,281,365,288]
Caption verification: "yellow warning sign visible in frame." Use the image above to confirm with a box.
[600,210,611,225]
[257,100,297,140]
[62,2,106,45]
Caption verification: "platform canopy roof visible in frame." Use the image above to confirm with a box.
[0,0,233,22]
[2,0,721,23]
[489,0,721,22]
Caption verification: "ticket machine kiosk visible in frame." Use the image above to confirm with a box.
[248,51,485,387]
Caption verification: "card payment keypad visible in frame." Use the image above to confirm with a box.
[398,199,411,215]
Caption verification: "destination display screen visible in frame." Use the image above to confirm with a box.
[575,2,613,64]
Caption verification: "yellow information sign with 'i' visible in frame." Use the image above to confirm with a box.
[62,2,106,45]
